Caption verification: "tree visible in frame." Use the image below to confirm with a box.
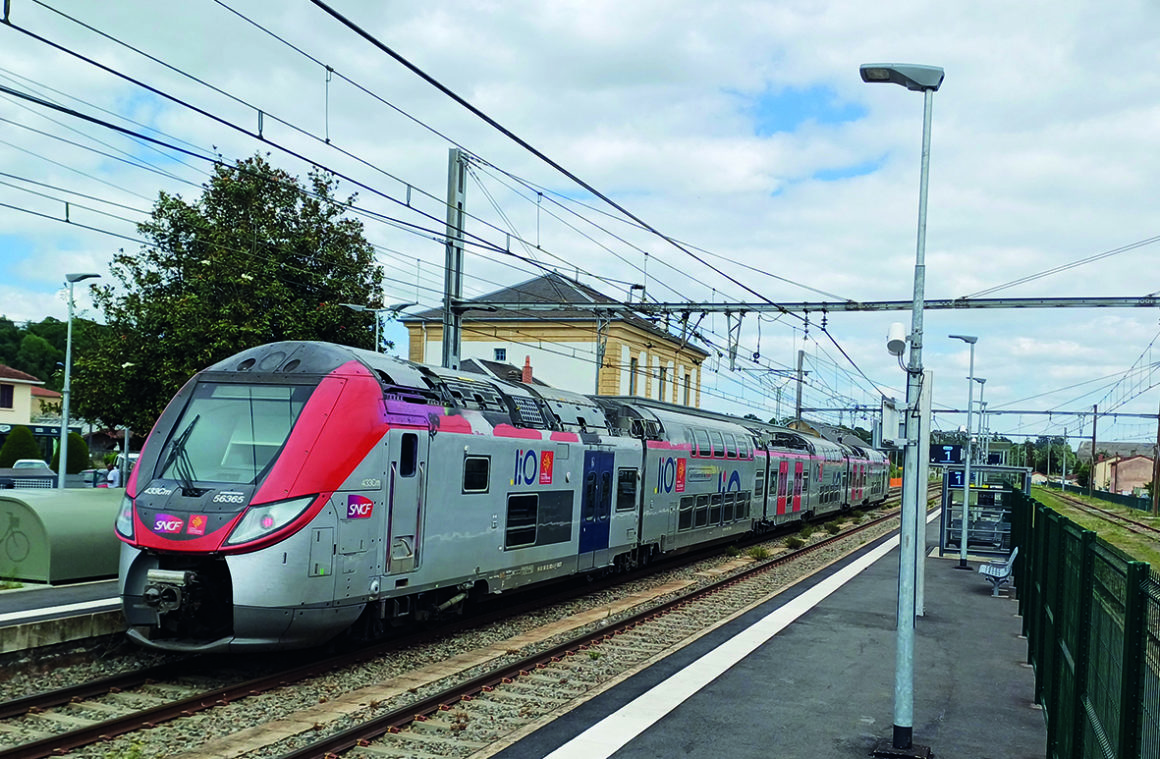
[0,426,41,467]
[49,432,90,474]
[72,154,384,433]
[14,333,62,388]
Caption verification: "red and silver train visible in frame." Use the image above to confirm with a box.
[117,341,888,651]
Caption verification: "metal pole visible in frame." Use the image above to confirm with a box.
[374,312,381,353]
[958,345,974,569]
[1152,399,1159,516]
[441,147,467,370]
[57,280,75,489]
[795,349,805,421]
[891,85,934,753]
[1090,405,1097,497]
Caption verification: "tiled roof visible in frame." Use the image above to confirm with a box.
[0,364,43,384]
[31,386,61,398]
[402,272,709,357]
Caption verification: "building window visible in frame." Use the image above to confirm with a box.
[0,384,12,409]
[494,348,507,362]
[683,374,691,405]
[629,357,639,395]
[658,367,667,401]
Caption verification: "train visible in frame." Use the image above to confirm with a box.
[116,341,889,652]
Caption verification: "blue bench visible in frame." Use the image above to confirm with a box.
[978,546,1019,597]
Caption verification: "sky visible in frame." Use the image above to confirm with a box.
[1,0,1159,450]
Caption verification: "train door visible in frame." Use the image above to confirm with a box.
[776,459,789,516]
[386,429,428,575]
[579,450,614,570]
[792,460,804,513]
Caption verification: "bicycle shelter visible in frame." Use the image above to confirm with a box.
[938,464,1030,558]
[0,489,122,583]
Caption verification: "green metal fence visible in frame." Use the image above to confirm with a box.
[1010,488,1159,758]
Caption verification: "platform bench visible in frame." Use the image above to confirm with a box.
[978,546,1019,597]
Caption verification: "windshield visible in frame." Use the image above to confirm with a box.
[157,382,314,485]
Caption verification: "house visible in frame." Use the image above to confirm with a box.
[0,364,44,425]
[30,386,62,421]
[401,273,710,405]
[1092,454,1155,495]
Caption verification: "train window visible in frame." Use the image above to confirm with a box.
[739,437,750,459]
[684,428,697,455]
[694,494,710,527]
[725,434,737,459]
[754,471,765,498]
[505,495,538,549]
[616,469,638,511]
[463,456,490,493]
[399,433,417,477]
[584,472,597,521]
[678,496,694,530]
[711,431,725,458]
[694,429,711,457]
[710,493,724,524]
[722,492,734,522]
[738,492,750,519]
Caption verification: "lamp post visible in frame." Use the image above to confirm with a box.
[340,302,417,352]
[58,272,101,489]
[949,335,977,570]
[862,61,944,759]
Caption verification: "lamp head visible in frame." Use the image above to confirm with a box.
[948,334,977,345]
[860,63,945,92]
[973,377,986,386]
[65,272,101,284]
[387,302,418,312]
[340,303,368,312]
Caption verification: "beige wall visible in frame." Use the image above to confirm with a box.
[0,382,34,425]
[406,319,706,405]
[1094,455,1155,493]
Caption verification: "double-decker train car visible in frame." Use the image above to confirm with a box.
[116,341,887,652]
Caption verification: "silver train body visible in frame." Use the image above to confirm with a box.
[116,342,888,652]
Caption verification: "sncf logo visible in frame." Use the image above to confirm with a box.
[347,495,374,519]
[153,513,184,534]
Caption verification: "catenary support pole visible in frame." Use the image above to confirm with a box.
[441,147,467,370]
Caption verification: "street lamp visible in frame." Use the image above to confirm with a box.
[340,302,417,353]
[58,272,101,489]
[948,335,977,570]
[863,61,944,759]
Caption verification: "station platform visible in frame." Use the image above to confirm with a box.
[495,515,1046,759]
[0,580,122,654]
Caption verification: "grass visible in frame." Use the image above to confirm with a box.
[785,537,805,550]
[1031,486,1160,569]
[746,546,771,561]
[823,520,842,535]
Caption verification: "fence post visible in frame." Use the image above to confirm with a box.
[1070,530,1095,759]
[1117,561,1148,759]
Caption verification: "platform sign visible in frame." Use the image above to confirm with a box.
[930,444,963,464]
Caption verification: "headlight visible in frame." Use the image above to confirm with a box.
[115,495,134,539]
[225,495,316,546]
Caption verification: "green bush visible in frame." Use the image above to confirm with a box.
[0,425,42,467]
[786,537,805,549]
[799,525,815,539]
[49,432,90,474]
[725,546,741,558]
[824,520,842,535]
[746,546,771,561]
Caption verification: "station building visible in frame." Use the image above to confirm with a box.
[401,273,710,405]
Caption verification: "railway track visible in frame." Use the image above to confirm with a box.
[1048,489,1160,541]
[0,488,927,759]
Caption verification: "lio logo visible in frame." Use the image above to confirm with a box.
[717,470,742,493]
[656,457,686,493]
[514,449,553,486]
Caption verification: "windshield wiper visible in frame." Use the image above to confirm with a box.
[161,414,204,496]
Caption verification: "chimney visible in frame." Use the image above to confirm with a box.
[522,355,533,384]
